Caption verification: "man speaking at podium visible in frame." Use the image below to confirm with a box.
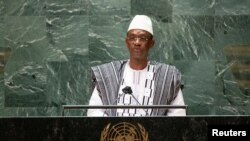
[87,15,186,117]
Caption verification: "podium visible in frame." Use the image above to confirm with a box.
[0,105,249,141]
[0,116,249,140]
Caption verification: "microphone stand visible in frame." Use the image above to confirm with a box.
[122,86,150,116]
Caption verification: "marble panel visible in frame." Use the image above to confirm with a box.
[4,63,48,107]
[3,16,51,71]
[131,0,172,22]
[187,105,217,115]
[149,15,215,62]
[62,109,85,116]
[45,0,87,15]
[189,104,249,115]
[0,16,3,47]
[215,15,250,60]
[213,106,250,115]
[0,0,3,15]
[46,59,89,108]
[0,107,62,116]
[89,15,129,65]
[0,75,3,108]
[235,106,250,115]
[3,0,46,16]
[216,0,250,15]
[0,47,11,108]
[173,0,215,16]
[170,15,215,60]
[174,61,216,108]
[214,15,250,104]
[46,15,89,59]
[215,60,250,114]
[215,61,250,106]
[4,16,47,44]
[89,0,130,15]
[3,16,53,107]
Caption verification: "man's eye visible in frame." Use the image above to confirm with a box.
[140,37,147,40]
[127,36,149,42]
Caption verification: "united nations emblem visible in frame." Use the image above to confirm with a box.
[100,122,149,141]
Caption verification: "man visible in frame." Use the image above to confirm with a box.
[87,15,186,116]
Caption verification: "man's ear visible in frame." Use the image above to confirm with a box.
[150,39,155,48]
[125,37,129,48]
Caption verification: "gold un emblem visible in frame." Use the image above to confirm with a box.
[100,122,149,141]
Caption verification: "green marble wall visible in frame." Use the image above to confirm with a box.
[0,0,249,116]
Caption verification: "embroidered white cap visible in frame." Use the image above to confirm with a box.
[127,15,153,35]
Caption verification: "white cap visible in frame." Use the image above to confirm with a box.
[127,15,153,35]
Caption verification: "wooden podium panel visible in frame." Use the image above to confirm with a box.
[0,117,249,141]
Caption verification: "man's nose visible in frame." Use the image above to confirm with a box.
[134,38,141,45]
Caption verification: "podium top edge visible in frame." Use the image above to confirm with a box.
[62,105,188,109]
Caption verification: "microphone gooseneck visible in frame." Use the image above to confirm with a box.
[121,86,150,116]
[104,86,150,116]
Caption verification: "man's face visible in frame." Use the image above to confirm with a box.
[125,29,154,61]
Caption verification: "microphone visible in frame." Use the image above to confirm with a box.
[122,86,132,94]
[121,86,150,116]
[104,86,150,116]
[122,86,141,106]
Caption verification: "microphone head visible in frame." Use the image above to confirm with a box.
[122,86,132,94]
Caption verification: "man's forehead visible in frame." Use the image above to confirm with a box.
[127,29,151,35]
